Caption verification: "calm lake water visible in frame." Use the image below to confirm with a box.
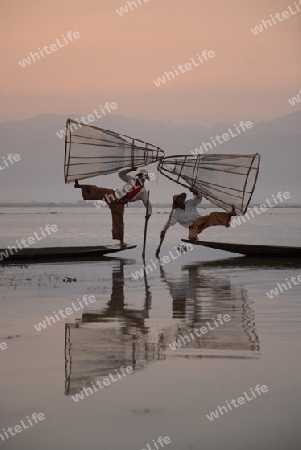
[1,207,301,450]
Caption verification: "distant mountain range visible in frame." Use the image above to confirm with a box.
[0,111,300,204]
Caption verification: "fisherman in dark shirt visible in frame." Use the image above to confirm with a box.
[75,168,151,247]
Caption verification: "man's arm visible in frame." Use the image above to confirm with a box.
[166,212,178,227]
[119,168,136,183]
[160,211,177,239]
[189,188,203,206]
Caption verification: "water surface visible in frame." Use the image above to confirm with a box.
[1,207,300,449]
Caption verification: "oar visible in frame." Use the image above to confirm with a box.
[142,191,150,261]
[155,206,174,258]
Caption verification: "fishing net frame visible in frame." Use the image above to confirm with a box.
[64,119,165,183]
[157,153,260,215]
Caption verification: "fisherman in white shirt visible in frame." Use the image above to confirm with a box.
[161,190,235,241]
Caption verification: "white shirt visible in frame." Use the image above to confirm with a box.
[119,169,152,215]
[166,195,203,228]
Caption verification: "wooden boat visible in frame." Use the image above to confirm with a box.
[181,239,301,257]
[0,244,136,264]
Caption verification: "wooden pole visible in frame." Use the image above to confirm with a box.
[142,191,150,261]
[155,206,174,259]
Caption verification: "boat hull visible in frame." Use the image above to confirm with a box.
[181,240,301,257]
[0,244,136,264]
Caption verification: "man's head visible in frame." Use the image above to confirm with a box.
[136,170,149,184]
[173,192,187,210]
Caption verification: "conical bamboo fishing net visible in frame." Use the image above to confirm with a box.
[158,154,260,215]
[64,119,165,183]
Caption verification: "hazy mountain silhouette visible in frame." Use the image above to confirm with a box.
[0,111,300,203]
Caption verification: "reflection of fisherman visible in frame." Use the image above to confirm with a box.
[160,264,199,319]
[82,259,149,330]
[75,168,152,247]
[160,190,235,241]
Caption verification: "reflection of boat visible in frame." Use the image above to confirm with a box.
[183,257,301,269]
[65,258,261,395]
[182,239,301,257]
[0,244,136,264]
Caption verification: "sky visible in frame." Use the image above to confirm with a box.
[1,0,300,126]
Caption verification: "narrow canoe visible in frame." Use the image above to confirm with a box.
[181,240,301,257]
[0,244,136,263]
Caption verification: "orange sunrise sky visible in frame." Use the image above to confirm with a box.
[1,0,300,125]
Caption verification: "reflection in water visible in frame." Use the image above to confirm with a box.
[160,263,260,357]
[65,258,155,396]
[65,259,260,395]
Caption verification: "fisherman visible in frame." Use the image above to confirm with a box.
[160,190,236,241]
[74,168,151,247]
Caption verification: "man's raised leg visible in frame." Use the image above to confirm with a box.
[189,211,232,239]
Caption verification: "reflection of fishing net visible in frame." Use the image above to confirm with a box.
[64,119,165,183]
[158,154,260,215]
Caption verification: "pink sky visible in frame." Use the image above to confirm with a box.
[1,0,300,125]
